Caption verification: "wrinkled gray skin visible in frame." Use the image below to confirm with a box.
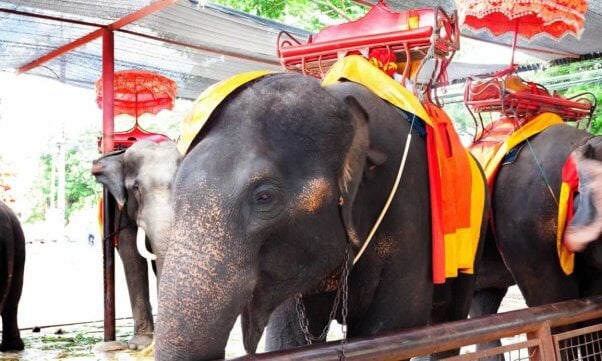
[155,74,487,360]
[92,139,181,350]
[470,126,602,357]
[0,200,25,351]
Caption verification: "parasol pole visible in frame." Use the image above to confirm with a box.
[101,28,116,343]
[510,19,519,66]
[135,88,139,127]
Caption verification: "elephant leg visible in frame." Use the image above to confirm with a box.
[469,287,508,361]
[0,232,24,352]
[349,263,433,337]
[430,274,480,360]
[116,226,154,350]
[265,292,336,351]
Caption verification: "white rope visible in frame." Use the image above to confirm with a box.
[353,116,415,265]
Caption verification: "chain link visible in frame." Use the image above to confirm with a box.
[338,248,350,360]
[295,248,351,352]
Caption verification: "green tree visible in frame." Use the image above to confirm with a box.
[27,131,102,223]
[210,0,367,31]
[64,139,102,220]
[27,153,52,222]
[532,59,602,135]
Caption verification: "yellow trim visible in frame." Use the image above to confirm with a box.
[483,113,564,180]
[557,182,575,275]
[321,55,432,126]
[178,70,274,154]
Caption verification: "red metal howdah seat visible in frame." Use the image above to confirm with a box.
[98,123,171,152]
[465,68,596,141]
[277,1,459,81]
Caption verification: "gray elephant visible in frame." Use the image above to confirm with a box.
[92,139,181,350]
[470,125,602,355]
[155,73,488,360]
[0,200,25,351]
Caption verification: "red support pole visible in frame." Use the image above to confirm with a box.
[102,28,116,342]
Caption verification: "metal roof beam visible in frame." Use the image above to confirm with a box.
[15,0,178,75]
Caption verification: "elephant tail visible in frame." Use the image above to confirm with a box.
[0,211,20,312]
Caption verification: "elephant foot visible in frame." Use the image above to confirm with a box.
[138,338,155,356]
[128,333,153,350]
[0,336,24,351]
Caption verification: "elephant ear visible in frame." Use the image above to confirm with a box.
[565,141,602,252]
[338,96,370,250]
[91,150,127,209]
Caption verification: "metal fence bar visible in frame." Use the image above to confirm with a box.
[444,339,540,361]
[233,296,602,361]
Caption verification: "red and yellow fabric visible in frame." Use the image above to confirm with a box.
[368,48,397,77]
[557,156,578,275]
[423,103,485,282]
[178,70,274,154]
[469,113,564,186]
[323,55,486,283]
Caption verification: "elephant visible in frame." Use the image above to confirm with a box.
[155,73,487,360]
[0,200,25,351]
[470,125,602,356]
[92,139,181,350]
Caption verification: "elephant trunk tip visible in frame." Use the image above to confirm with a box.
[564,227,596,252]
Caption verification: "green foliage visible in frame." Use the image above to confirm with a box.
[64,140,102,220]
[533,59,602,135]
[26,153,52,223]
[27,131,101,223]
[210,0,367,31]
[39,332,100,358]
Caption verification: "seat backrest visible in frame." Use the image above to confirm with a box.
[312,2,435,44]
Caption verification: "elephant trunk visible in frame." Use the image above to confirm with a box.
[156,218,256,361]
[564,149,602,252]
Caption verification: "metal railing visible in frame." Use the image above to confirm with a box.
[232,295,602,361]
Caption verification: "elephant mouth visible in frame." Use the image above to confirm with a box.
[241,302,270,354]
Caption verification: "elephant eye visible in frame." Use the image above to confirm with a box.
[256,191,273,204]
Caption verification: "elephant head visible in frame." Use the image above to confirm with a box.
[564,136,602,267]
[156,73,370,360]
[92,139,182,268]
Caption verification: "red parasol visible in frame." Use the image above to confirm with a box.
[95,69,178,119]
[95,70,178,150]
[459,0,595,140]
[456,0,588,64]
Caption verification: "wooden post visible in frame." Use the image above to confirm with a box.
[527,321,555,361]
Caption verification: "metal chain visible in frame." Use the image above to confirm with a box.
[295,248,351,346]
[338,249,350,361]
